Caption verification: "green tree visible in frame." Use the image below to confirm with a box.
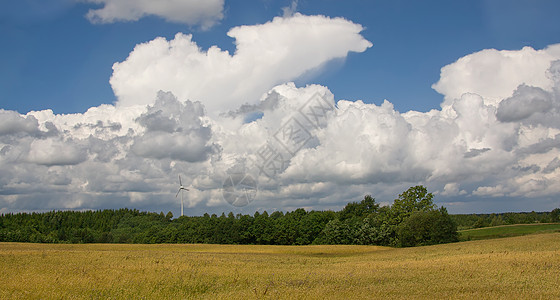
[550,208,560,222]
[315,219,354,244]
[252,211,273,244]
[391,185,435,223]
[339,195,379,221]
[397,207,458,247]
[489,214,504,227]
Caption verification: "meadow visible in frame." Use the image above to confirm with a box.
[1,232,559,299]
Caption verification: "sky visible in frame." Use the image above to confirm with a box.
[1,0,560,216]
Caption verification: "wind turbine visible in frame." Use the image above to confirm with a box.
[175,175,189,217]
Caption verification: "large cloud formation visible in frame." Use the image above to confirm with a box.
[110,13,373,114]
[84,0,224,29]
[1,14,560,215]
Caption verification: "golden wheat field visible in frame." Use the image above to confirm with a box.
[1,233,559,299]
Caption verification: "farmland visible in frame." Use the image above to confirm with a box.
[1,232,559,299]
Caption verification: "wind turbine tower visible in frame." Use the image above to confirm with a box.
[175,175,189,217]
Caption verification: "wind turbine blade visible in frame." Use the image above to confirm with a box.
[179,175,182,186]
[176,189,181,197]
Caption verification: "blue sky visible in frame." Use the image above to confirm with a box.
[2,0,560,215]
[2,0,559,114]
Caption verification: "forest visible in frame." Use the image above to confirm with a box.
[1,186,559,247]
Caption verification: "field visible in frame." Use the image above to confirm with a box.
[1,233,560,299]
[459,223,560,241]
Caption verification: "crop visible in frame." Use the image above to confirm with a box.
[1,233,559,299]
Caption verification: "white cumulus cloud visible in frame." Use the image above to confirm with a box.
[110,13,372,115]
[433,44,560,106]
[2,12,560,214]
[84,0,224,28]
[26,138,88,166]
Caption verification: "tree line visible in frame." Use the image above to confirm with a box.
[1,186,558,247]
[451,209,560,230]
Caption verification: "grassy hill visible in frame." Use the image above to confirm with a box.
[1,232,560,299]
[459,223,560,241]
